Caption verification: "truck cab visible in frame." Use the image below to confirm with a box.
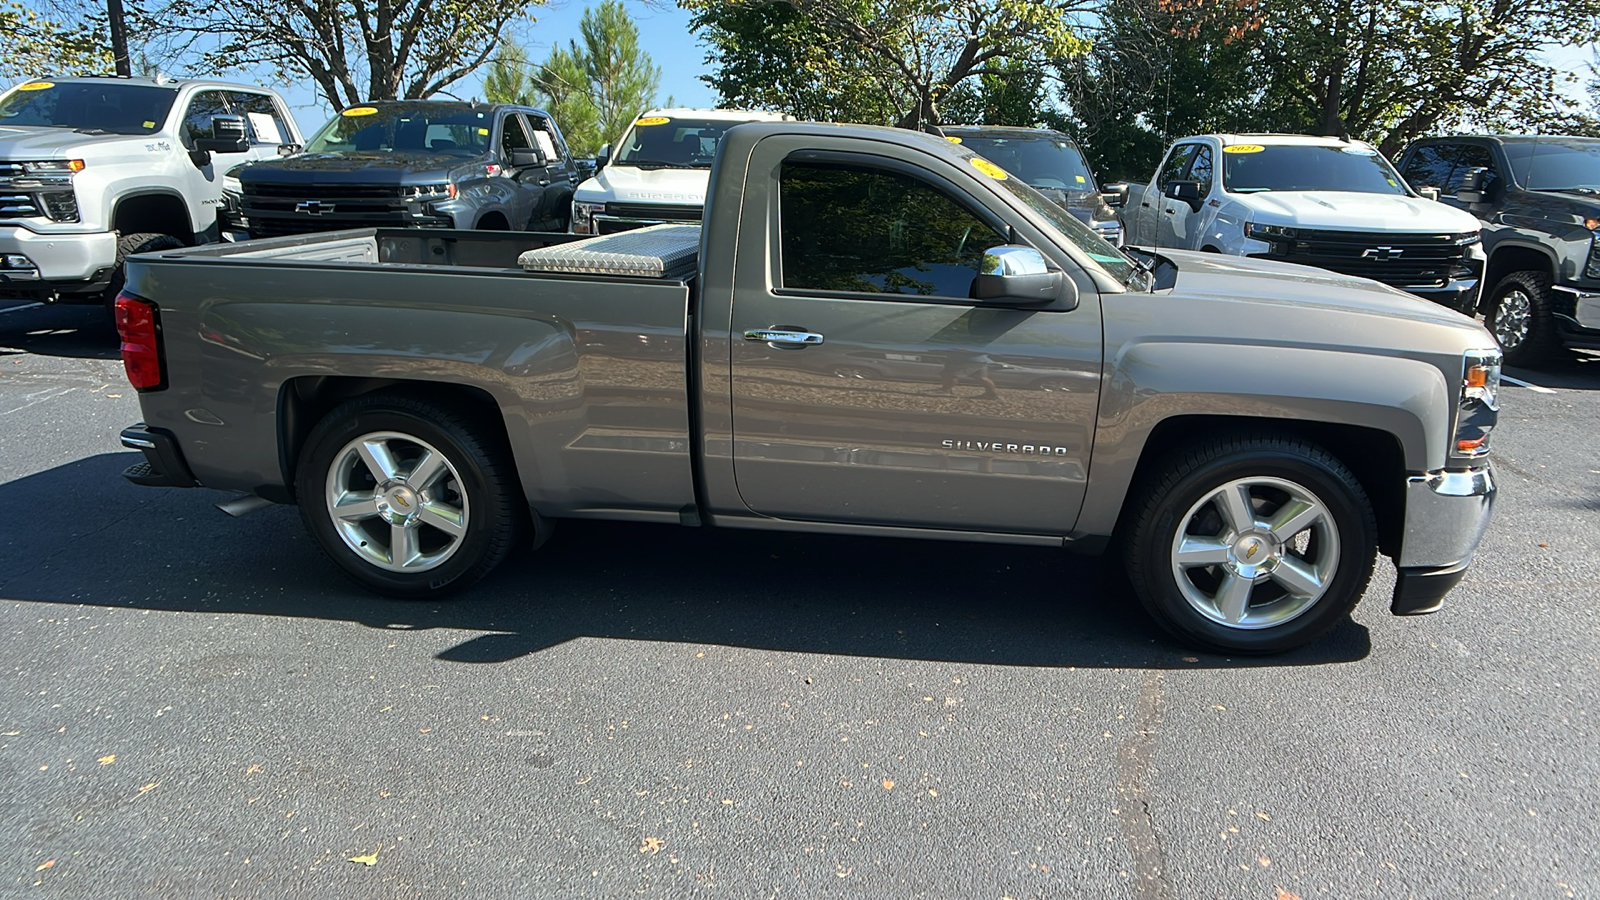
[0,75,301,307]
[1123,134,1485,312]
[1396,135,1600,366]
[232,101,579,238]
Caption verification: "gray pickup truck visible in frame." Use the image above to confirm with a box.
[113,122,1500,655]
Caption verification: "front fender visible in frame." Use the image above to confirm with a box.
[1074,340,1450,537]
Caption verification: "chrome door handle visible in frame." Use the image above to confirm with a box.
[744,328,824,347]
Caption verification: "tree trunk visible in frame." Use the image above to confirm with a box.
[107,0,130,76]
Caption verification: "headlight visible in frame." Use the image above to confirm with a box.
[1245,222,1297,240]
[1455,349,1500,458]
[572,200,605,234]
[20,159,85,174]
[402,183,457,201]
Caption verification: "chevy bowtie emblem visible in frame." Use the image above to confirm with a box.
[1361,246,1403,261]
[1243,538,1261,560]
[296,200,332,216]
[393,495,410,509]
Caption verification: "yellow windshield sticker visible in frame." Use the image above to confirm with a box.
[142,120,155,128]
[477,128,489,135]
[1075,175,1086,183]
[342,106,378,117]
[635,116,670,126]
[1223,144,1265,154]
[945,136,962,143]
[18,81,54,91]
[970,158,1008,180]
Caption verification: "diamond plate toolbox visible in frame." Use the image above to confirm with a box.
[518,223,701,279]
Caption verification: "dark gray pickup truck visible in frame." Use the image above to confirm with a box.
[114,122,1500,654]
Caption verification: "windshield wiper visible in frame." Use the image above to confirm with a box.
[74,126,114,135]
[630,160,710,170]
[1548,186,1600,195]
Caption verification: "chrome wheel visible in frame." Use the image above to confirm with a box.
[1168,476,1340,629]
[1491,288,1531,350]
[324,431,469,573]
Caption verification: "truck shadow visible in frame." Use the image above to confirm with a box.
[1505,349,1600,391]
[0,453,1372,669]
[0,301,120,361]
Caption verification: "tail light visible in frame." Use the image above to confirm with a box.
[115,291,165,391]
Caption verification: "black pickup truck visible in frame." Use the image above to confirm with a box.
[228,101,581,238]
[1397,135,1600,366]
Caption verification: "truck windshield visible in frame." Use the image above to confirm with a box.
[1500,139,1600,193]
[0,81,176,135]
[981,158,1140,287]
[950,134,1098,192]
[1223,145,1409,195]
[304,103,494,156]
[614,116,740,169]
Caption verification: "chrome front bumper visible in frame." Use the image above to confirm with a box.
[1392,465,1495,615]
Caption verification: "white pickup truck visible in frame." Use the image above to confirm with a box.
[0,75,302,310]
[1119,134,1485,312]
[570,107,790,234]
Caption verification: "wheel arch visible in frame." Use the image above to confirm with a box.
[474,210,511,230]
[1483,242,1556,309]
[276,376,513,504]
[112,191,197,244]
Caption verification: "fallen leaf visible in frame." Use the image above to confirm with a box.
[98,755,115,765]
[137,782,158,796]
[1182,656,1199,663]
[1256,811,1271,821]
[35,860,55,872]
[105,393,122,399]
[1276,890,1303,900]
[348,848,380,866]
[721,798,734,805]
[1539,542,1549,548]
[696,652,705,658]
[640,836,663,855]
[419,728,431,734]
[927,788,938,797]
[246,764,262,774]
[1212,705,1226,710]
[1258,856,1271,867]
[881,779,894,790]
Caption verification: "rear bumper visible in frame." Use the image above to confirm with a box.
[1391,465,1494,615]
[120,424,198,488]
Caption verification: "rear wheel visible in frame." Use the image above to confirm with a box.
[295,394,524,598]
[1123,435,1377,654]
[1486,270,1563,367]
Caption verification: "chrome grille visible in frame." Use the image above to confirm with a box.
[1253,229,1476,289]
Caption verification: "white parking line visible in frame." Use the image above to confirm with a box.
[1502,374,1556,394]
[0,302,44,316]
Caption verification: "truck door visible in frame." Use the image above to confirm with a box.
[1155,142,1208,249]
[724,138,1103,535]
[177,90,290,240]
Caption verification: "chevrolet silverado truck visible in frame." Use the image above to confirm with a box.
[0,75,302,308]
[1397,135,1600,366]
[941,126,1123,245]
[113,122,1500,655]
[571,108,791,234]
[1123,134,1485,312]
[231,100,579,238]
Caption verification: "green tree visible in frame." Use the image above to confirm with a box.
[684,0,1088,128]
[485,1,657,156]
[0,1,111,80]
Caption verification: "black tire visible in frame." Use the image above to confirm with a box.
[1122,434,1377,654]
[1486,270,1564,368]
[103,232,184,316]
[295,394,525,598]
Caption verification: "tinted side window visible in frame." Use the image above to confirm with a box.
[1452,144,1500,193]
[1187,145,1215,194]
[501,114,532,156]
[1158,144,1199,187]
[1401,143,1458,190]
[226,91,289,145]
[526,114,563,162]
[779,161,1007,299]
[179,90,230,149]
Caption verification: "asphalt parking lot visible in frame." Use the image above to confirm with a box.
[2,299,1597,898]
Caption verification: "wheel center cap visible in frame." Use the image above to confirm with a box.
[377,484,420,524]
[1228,533,1281,577]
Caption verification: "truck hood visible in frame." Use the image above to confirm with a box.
[575,165,710,205]
[1234,191,1481,233]
[237,151,471,185]
[1161,249,1483,332]
[0,126,142,158]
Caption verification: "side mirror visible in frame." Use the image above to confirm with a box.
[1455,166,1488,204]
[1163,179,1203,211]
[1417,186,1441,202]
[510,146,547,168]
[974,245,1075,309]
[1102,183,1130,208]
[194,115,249,153]
[278,143,302,157]
[596,143,612,170]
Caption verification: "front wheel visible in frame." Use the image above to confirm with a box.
[1486,270,1563,367]
[1122,435,1377,654]
[295,394,524,598]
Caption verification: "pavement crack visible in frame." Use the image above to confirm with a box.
[1115,670,1173,900]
